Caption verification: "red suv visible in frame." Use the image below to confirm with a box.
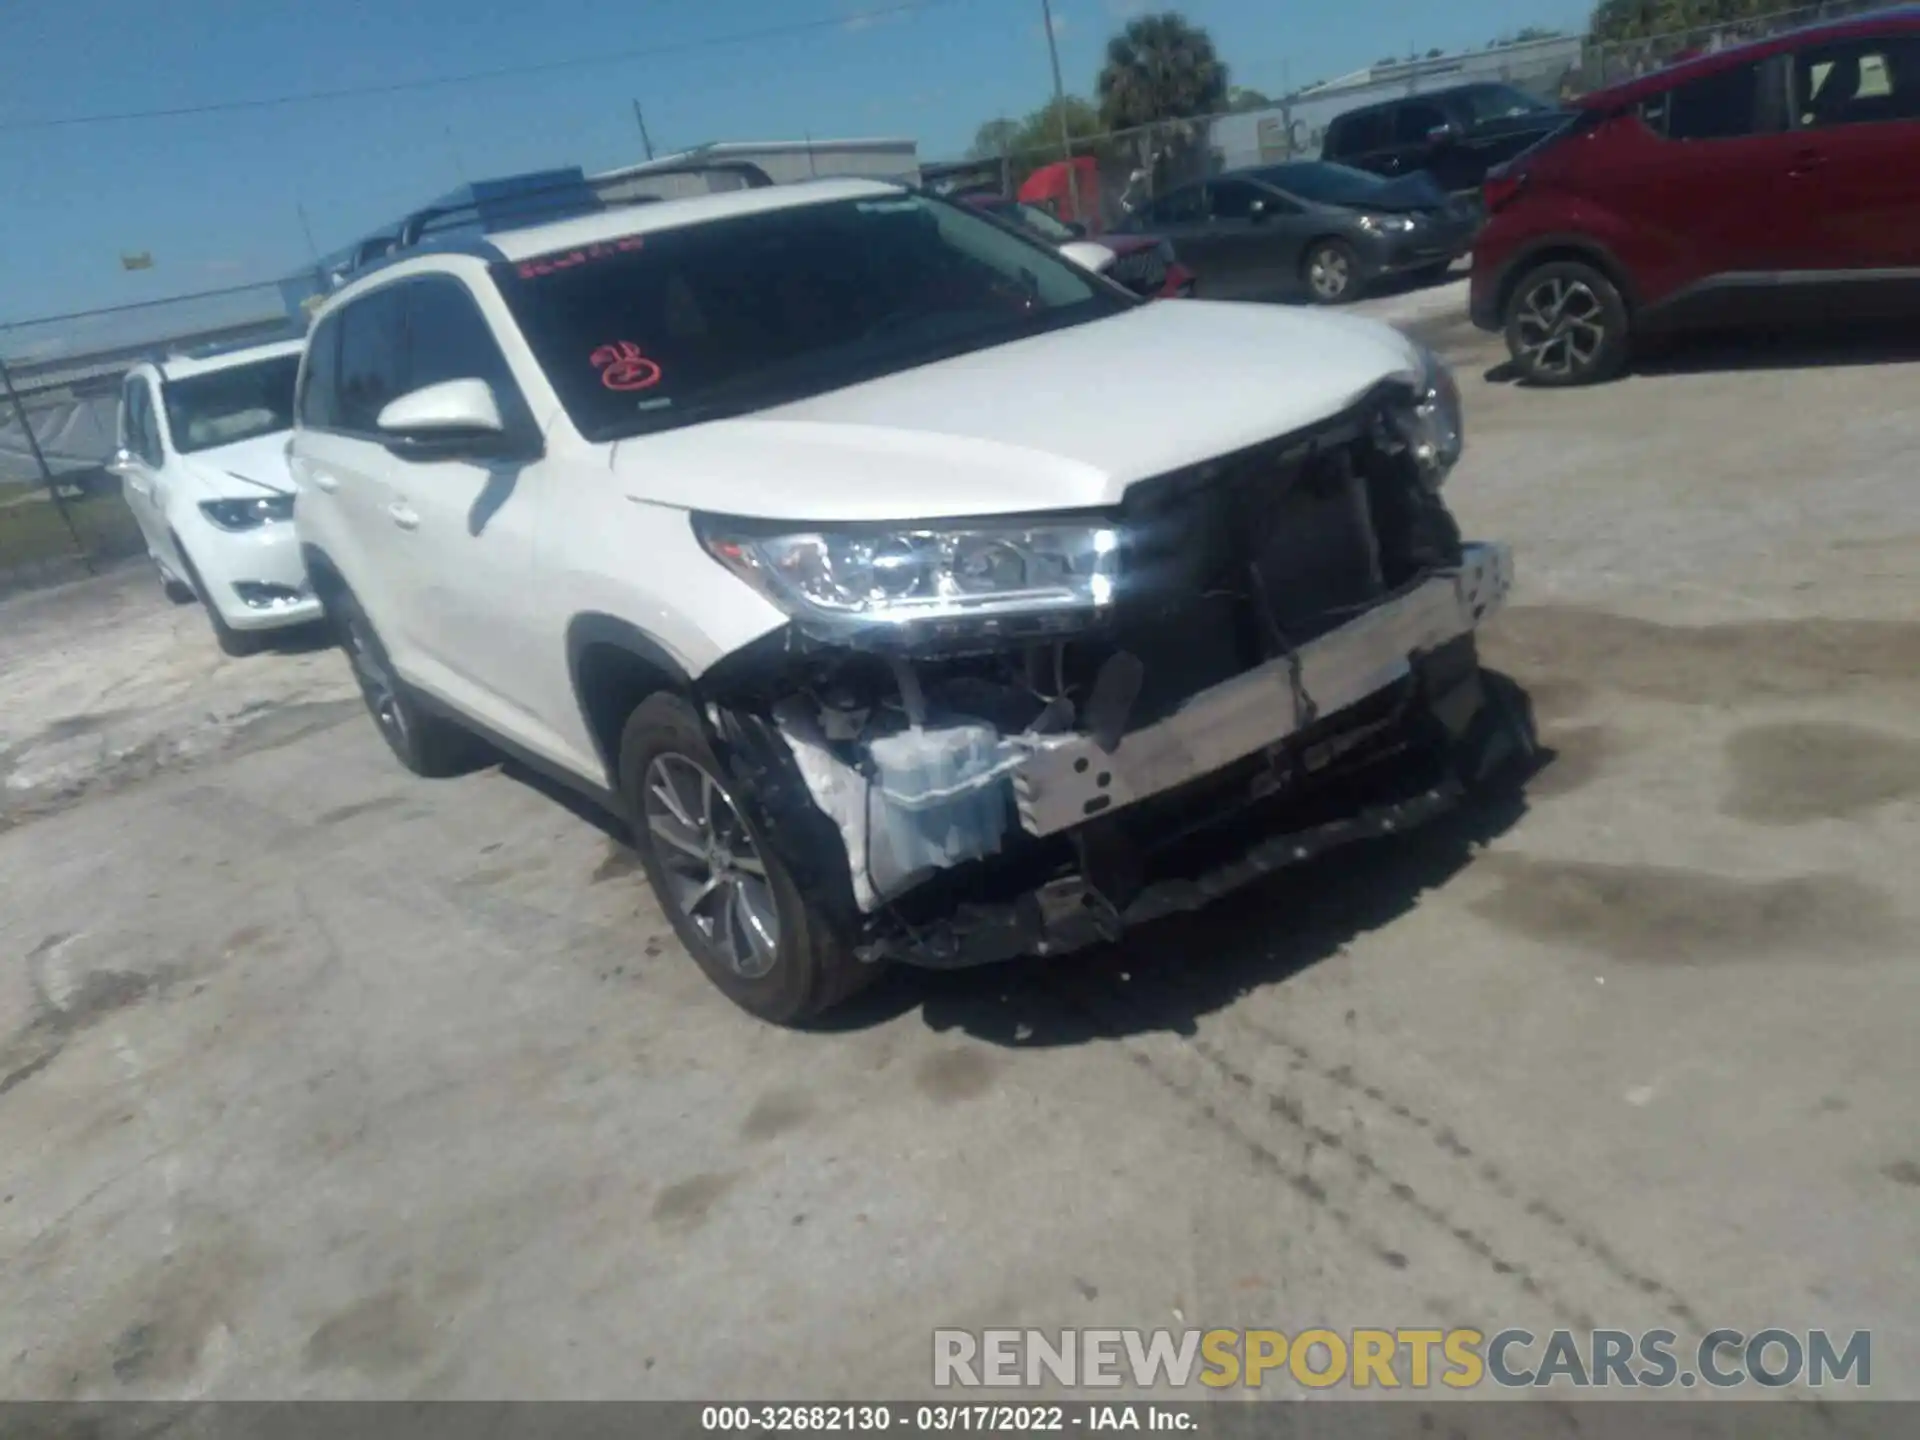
[1470,9,1920,385]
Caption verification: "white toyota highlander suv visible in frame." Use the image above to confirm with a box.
[291,175,1531,1023]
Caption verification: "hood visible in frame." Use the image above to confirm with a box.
[1359,170,1452,212]
[179,430,296,497]
[610,301,1420,523]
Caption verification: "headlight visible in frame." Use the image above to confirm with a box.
[199,495,295,531]
[694,515,1120,648]
[1387,342,1464,490]
[1359,214,1417,234]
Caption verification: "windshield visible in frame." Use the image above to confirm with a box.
[1259,162,1393,207]
[1458,83,1554,123]
[162,355,300,453]
[495,193,1125,442]
[979,199,1078,243]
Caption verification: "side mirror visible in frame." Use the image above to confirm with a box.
[375,379,525,457]
[1248,198,1269,223]
[1057,240,1117,276]
[107,447,136,476]
[1427,122,1459,145]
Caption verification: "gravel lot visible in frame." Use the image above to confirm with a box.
[3,298,1917,1403]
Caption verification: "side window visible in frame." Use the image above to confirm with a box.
[1330,108,1390,155]
[299,313,342,431]
[333,285,409,435]
[1149,185,1206,224]
[119,379,141,452]
[125,380,164,465]
[1795,37,1920,127]
[404,278,524,403]
[142,386,168,463]
[1395,102,1448,144]
[1661,62,1766,140]
[1207,179,1264,220]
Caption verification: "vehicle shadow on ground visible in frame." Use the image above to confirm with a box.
[1484,320,1920,386]
[820,780,1534,1047]
[257,621,337,656]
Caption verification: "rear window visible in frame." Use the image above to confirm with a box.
[494,194,1125,442]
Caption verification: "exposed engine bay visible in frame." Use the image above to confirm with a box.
[695,381,1532,969]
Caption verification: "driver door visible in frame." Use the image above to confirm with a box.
[376,275,549,750]
[1204,177,1306,299]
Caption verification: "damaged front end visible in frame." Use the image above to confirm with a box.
[691,372,1529,970]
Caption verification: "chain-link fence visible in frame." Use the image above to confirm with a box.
[0,282,304,598]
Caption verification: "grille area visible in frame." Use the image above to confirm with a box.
[1064,393,1404,728]
[1106,247,1168,296]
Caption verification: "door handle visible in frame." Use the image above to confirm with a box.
[387,502,420,530]
[308,472,339,493]
[1788,147,1827,176]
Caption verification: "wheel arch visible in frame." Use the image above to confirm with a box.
[1496,235,1641,324]
[567,613,696,786]
[300,543,349,607]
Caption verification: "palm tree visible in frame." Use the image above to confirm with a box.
[1095,12,1230,132]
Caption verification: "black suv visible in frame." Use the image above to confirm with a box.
[1321,83,1571,197]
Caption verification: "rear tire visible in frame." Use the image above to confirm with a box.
[1502,259,1629,387]
[620,692,877,1025]
[1303,238,1361,304]
[331,589,485,777]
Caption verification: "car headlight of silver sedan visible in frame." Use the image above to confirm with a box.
[695,515,1120,647]
[199,495,295,531]
[1386,341,1464,490]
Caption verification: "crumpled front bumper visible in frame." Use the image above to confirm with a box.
[855,543,1524,968]
[1008,542,1512,836]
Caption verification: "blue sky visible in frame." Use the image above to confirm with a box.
[0,0,1590,334]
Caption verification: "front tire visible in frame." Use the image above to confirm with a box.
[156,557,196,606]
[620,693,877,1025]
[173,543,264,657]
[1303,238,1361,304]
[1502,259,1629,387]
[331,590,484,777]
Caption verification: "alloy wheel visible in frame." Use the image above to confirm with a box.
[641,752,779,980]
[1514,276,1607,379]
[1308,247,1351,301]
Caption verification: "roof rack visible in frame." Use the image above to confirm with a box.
[394,158,777,250]
[327,158,781,287]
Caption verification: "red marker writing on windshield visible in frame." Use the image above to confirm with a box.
[591,341,662,392]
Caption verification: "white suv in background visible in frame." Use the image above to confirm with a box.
[291,177,1531,1024]
[112,339,321,654]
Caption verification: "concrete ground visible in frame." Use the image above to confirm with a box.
[2,306,1917,1404]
